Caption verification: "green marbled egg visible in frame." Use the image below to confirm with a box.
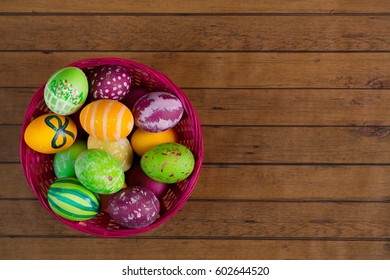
[75,149,124,194]
[141,143,195,183]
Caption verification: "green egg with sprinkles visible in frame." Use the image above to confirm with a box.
[47,177,100,221]
[141,143,195,184]
[44,67,88,115]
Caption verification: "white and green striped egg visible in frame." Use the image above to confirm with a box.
[47,177,100,221]
[44,67,88,115]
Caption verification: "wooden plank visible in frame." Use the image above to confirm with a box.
[2,16,390,51]
[0,88,32,125]
[2,126,22,162]
[1,238,389,260]
[190,165,390,201]
[188,89,390,126]
[5,163,390,201]
[5,88,390,126]
[0,164,35,198]
[9,125,390,163]
[2,52,390,89]
[1,200,390,238]
[202,126,390,164]
[1,0,390,14]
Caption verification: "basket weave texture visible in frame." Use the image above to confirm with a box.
[20,57,203,237]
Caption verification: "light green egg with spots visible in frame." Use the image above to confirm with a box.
[141,143,195,184]
[54,140,88,178]
[44,67,88,115]
[75,149,125,194]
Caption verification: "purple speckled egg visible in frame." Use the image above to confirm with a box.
[108,186,160,229]
[133,91,184,132]
[88,65,131,101]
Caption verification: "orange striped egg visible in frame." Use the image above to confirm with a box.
[79,100,134,141]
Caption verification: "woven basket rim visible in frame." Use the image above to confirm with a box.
[20,57,203,237]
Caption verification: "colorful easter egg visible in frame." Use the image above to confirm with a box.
[47,177,100,221]
[54,140,87,178]
[133,91,184,132]
[75,149,125,194]
[141,143,195,183]
[87,135,133,171]
[88,65,131,101]
[24,113,77,154]
[44,67,88,115]
[125,163,169,199]
[79,100,134,141]
[131,128,179,157]
[108,186,160,228]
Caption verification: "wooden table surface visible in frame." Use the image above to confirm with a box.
[1,1,390,260]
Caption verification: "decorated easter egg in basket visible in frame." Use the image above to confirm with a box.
[44,67,88,115]
[20,57,203,237]
[87,65,131,101]
[24,113,78,154]
[133,91,184,132]
[79,99,134,141]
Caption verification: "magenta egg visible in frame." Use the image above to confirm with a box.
[125,163,169,199]
[122,86,149,110]
[132,91,184,132]
[88,65,131,101]
[108,186,160,229]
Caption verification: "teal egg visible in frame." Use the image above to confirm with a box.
[75,149,125,194]
[141,143,195,183]
[47,177,100,221]
[44,67,88,115]
[53,140,87,178]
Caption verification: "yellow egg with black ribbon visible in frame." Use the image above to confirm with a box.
[24,113,77,154]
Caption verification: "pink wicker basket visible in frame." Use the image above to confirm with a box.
[20,57,203,237]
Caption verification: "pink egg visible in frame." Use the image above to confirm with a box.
[132,91,184,132]
[125,163,169,199]
[108,186,160,229]
[88,65,131,101]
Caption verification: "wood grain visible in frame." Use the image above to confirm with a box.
[2,16,390,51]
[4,163,390,201]
[188,89,390,126]
[8,125,390,163]
[1,200,390,239]
[4,88,390,126]
[2,52,390,89]
[2,0,390,261]
[202,126,390,164]
[0,88,32,125]
[1,238,389,260]
[1,126,22,162]
[2,0,390,14]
